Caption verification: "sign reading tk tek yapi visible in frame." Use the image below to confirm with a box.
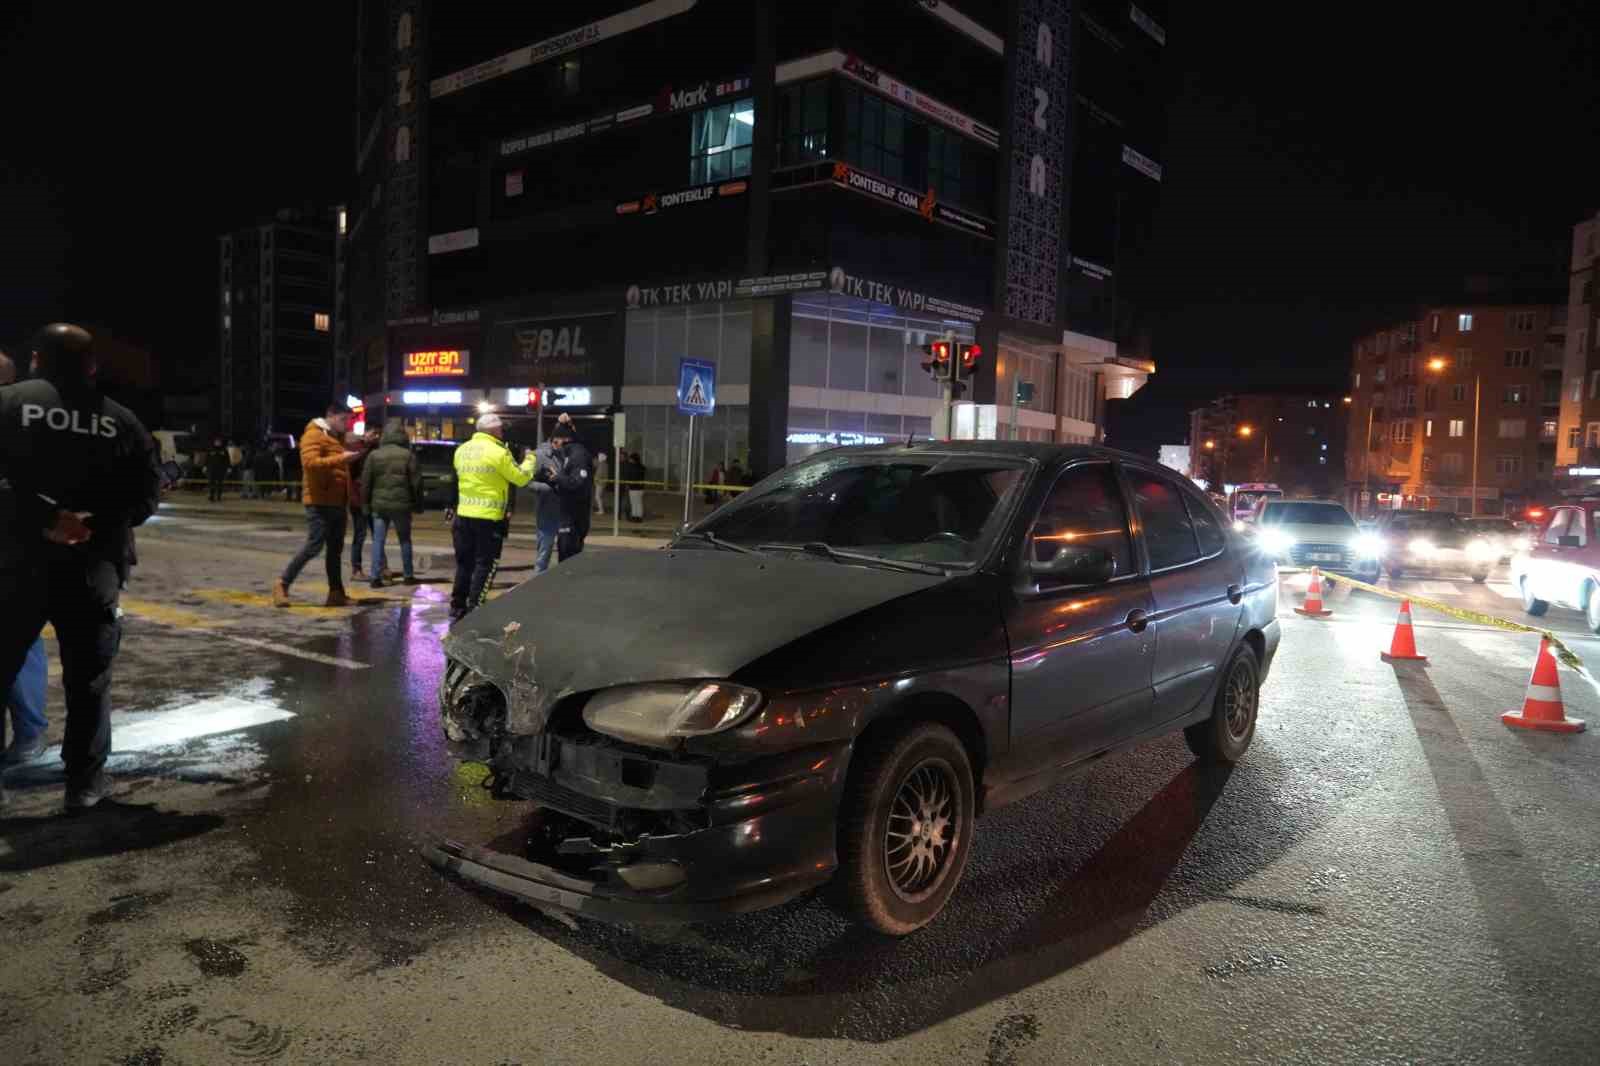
[403,349,470,378]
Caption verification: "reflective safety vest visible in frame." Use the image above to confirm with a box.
[453,432,536,520]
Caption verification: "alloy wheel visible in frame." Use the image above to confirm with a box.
[1223,659,1257,739]
[884,758,962,903]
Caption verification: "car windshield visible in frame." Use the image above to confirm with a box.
[1471,520,1516,533]
[413,444,458,471]
[692,452,1030,567]
[1388,513,1466,535]
[1261,502,1354,527]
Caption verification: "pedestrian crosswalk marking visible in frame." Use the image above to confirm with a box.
[1412,581,1461,597]
[1487,582,1521,600]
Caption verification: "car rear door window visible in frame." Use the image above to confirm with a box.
[1127,468,1201,570]
[1542,510,1569,545]
[1183,488,1227,556]
[1029,462,1134,579]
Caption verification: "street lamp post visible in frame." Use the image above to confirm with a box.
[1237,424,1268,480]
[1427,357,1481,516]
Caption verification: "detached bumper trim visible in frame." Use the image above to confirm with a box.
[422,839,826,925]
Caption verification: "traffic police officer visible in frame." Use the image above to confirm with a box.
[0,324,160,812]
[448,412,536,622]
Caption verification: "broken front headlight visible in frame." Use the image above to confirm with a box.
[582,683,764,748]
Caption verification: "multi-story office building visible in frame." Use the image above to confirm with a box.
[346,0,1166,476]
[1555,211,1600,473]
[1344,303,1565,516]
[1188,392,1343,497]
[218,208,340,440]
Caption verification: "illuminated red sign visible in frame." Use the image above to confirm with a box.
[403,349,470,377]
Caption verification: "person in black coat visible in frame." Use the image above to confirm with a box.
[204,437,229,501]
[538,420,594,559]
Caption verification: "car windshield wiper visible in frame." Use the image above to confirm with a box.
[755,541,947,575]
[673,530,757,554]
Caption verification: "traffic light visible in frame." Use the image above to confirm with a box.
[957,343,983,378]
[919,340,952,376]
[526,386,542,410]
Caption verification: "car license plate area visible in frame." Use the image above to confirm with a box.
[1310,552,1340,563]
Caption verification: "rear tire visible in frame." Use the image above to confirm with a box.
[1185,643,1260,764]
[1470,568,1490,584]
[1521,576,1549,617]
[828,722,975,936]
[1585,585,1600,635]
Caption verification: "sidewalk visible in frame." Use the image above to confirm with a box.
[160,491,681,544]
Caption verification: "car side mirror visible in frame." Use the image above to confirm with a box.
[1029,544,1116,587]
[1558,535,1581,548]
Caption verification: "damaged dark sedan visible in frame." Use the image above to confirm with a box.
[428,443,1279,934]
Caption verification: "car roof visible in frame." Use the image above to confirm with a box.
[1265,498,1345,507]
[412,439,459,446]
[834,440,1160,468]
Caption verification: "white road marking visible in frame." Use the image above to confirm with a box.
[221,635,370,670]
[111,696,296,752]
[1413,581,1462,596]
[1486,582,1521,600]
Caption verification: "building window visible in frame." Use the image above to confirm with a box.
[1430,313,1441,339]
[1375,366,1387,384]
[1583,278,1593,304]
[1497,418,1525,438]
[1588,423,1600,449]
[1354,372,1361,388]
[1458,312,1474,332]
[313,313,330,332]
[1402,385,1417,409]
[1590,370,1600,400]
[1504,348,1532,368]
[689,98,754,185]
[1544,377,1562,405]
[1456,348,1473,368]
[1448,418,1465,438]
[1542,419,1558,439]
[1495,455,1522,476]
[1422,455,1434,472]
[1450,384,1467,403]
[1399,355,1415,376]
[1573,379,1584,403]
[1502,384,1527,405]
[337,208,347,236]
[1569,426,1582,449]
[1391,420,1413,443]
[1441,453,1464,474]
[1509,310,1536,332]
[1423,384,1437,410]
[1376,333,1389,355]
[845,88,906,183]
[777,80,829,167]
[1425,419,1434,437]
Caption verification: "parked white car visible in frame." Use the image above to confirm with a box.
[1511,502,1600,632]
[1248,498,1382,581]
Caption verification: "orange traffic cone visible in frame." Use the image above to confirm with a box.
[1294,567,1333,618]
[1380,599,1427,662]
[1502,638,1587,733]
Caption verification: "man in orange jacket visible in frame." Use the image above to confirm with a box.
[273,401,361,607]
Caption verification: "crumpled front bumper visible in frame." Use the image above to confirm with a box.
[426,737,852,924]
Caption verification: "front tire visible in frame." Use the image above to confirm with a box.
[1585,585,1600,635]
[1521,576,1549,617]
[1186,643,1260,764]
[829,722,975,936]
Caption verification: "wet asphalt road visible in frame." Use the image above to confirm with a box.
[2,507,1598,1065]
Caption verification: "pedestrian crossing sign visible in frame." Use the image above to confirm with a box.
[677,358,717,416]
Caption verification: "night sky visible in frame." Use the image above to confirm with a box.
[3,2,1595,448]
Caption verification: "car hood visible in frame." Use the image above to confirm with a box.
[442,546,945,734]
[1269,522,1361,544]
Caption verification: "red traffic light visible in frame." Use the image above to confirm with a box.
[527,386,543,409]
[959,343,982,372]
[919,340,952,374]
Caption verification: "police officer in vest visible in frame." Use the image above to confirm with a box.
[0,324,160,812]
[448,412,536,623]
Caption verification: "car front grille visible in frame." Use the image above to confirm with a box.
[1288,542,1355,569]
[510,770,618,830]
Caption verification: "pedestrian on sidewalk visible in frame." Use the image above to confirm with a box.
[705,462,723,506]
[205,436,229,502]
[539,420,594,561]
[531,440,561,573]
[0,350,49,769]
[448,413,536,622]
[624,451,646,523]
[274,402,360,608]
[593,449,608,515]
[240,444,258,499]
[349,427,379,581]
[0,324,161,812]
[252,446,277,500]
[361,421,423,588]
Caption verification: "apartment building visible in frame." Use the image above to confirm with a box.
[1555,211,1600,473]
[1345,302,1565,516]
[1189,391,1343,497]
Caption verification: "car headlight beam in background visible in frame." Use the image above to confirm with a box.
[582,682,764,748]
[1354,533,1385,558]
[1257,527,1293,555]
[1408,538,1437,558]
[1467,538,1498,560]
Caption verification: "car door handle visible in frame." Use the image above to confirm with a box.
[1227,584,1243,605]
[1125,609,1149,633]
